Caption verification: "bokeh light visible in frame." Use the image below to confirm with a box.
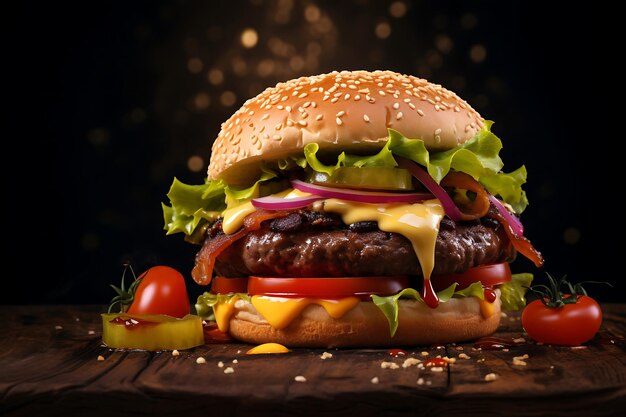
[469,44,487,62]
[240,28,259,48]
[375,22,391,39]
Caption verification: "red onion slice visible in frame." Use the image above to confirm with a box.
[290,180,434,204]
[251,195,323,210]
[395,157,463,221]
[488,194,524,236]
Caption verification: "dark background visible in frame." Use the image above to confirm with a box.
[6,0,620,304]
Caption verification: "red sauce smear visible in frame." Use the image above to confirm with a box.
[424,358,448,367]
[192,209,290,286]
[422,278,439,308]
[387,349,408,357]
[203,322,234,344]
[473,336,519,350]
[109,316,159,330]
[483,288,497,303]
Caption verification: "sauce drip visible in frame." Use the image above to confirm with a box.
[109,316,159,330]
[387,349,408,357]
[203,322,234,344]
[422,278,439,308]
[483,287,497,303]
[473,337,519,350]
[424,358,448,367]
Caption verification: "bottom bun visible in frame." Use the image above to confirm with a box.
[228,292,501,348]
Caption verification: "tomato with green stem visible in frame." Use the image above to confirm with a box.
[109,265,191,318]
[521,274,609,345]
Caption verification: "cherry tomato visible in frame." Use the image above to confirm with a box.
[127,266,190,318]
[211,276,248,294]
[247,276,409,300]
[522,295,602,345]
[431,263,512,292]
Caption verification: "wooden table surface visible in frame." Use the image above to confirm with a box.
[1,304,625,417]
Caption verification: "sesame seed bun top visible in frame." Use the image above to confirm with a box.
[208,70,484,184]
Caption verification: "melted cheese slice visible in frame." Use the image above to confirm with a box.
[322,198,444,281]
[246,343,289,354]
[251,296,361,329]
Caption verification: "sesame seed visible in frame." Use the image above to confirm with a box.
[273,134,281,140]
[294,375,307,382]
[196,357,206,364]
[97,355,105,361]
[277,105,284,110]
[275,123,282,130]
[435,104,441,111]
[316,114,324,121]
[224,367,234,374]
[348,84,357,89]
[292,91,298,96]
[404,98,411,103]
[286,120,294,127]
[396,112,403,120]
[303,101,311,108]
[334,92,342,98]
[298,93,308,98]
[408,103,416,109]
[454,106,461,112]
[393,103,400,110]
[322,95,330,101]
[417,109,425,116]
[301,112,308,119]
[354,94,361,101]
[435,96,441,102]
[371,377,379,384]
[336,111,345,117]
[340,83,347,88]
[261,114,269,120]
[285,105,292,112]
[311,101,317,108]
[363,114,370,122]
[298,120,307,126]
[465,125,471,132]
[435,128,442,135]
[344,93,351,100]
[331,97,339,103]
[358,88,370,94]
[377,82,384,87]
[281,96,288,101]
[378,90,386,96]
[336,117,343,125]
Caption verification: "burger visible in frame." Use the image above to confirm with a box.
[163,70,543,348]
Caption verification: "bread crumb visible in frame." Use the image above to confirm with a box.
[224,367,234,374]
[420,351,429,357]
[97,355,105,361]
[458,353,470,359]
[484,373,498,382]
[54,325,63,330]
[320,352,333,360]
[232,359,239,364]
[237,350,242,354]
[430,366,444,373]
[370,377,379,384]
[426,380,432,386]
[171,350,180,357]
[477,358,485,363]
[196,357,206,364]
[88,330,95,335]
[294,375,306,382]
[443,356,456,364]
[513,354,529,366]
[455,346,464,351]
[502,348,509,352]
[381,361,399,369]
[571,346,587,350]
[402,358,421,368]
[417,378,424,385]
[217,361,224,368]
[513,337,526,343]
[500,312,508,318]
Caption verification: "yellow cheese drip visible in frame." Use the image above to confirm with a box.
[246,343,290,354]
[251,296,361,330]
[213,295,239,332]
[478,299,495,319]
[322,199,444,281]
[221,202,255,235]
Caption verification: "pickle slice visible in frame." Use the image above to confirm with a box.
[101,313,204,350]
[306,167,414,191]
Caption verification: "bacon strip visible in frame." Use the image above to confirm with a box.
[488,209,545,268]
[191,209,290,285]
[441,171,491,221]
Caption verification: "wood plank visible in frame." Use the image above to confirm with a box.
[1,305,625,416]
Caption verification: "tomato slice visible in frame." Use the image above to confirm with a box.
[248,276,409,300]
[431,263,512,292]
[211,276,249,294]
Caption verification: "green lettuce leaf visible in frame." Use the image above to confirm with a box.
[299,122,528,213]
[500,273,534,311]
[372,279,521,337]
[195,292,252,320]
